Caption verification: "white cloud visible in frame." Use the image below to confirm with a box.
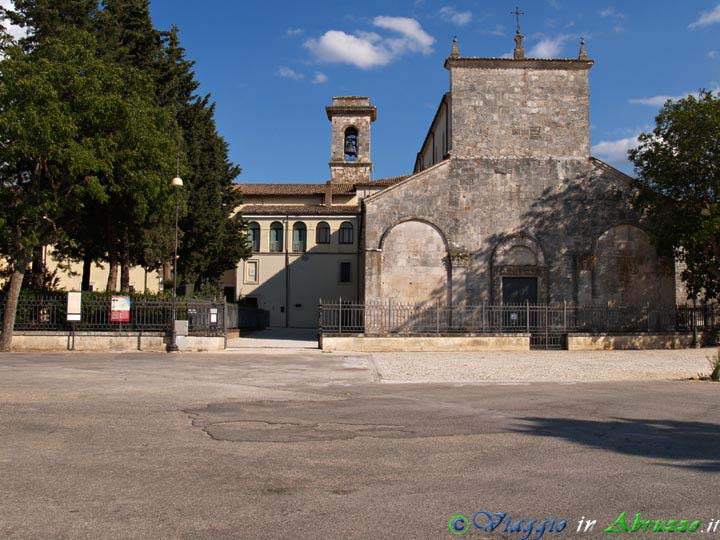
[304,30,391,69]
[372,16,435,54]
[275,66,304,80]
[490,24,506,36]
[599,6,625,19]
[286,28,304,37]
[312,72,328,84]
[592,135,639,166]
[439,6,473,26]
[709,50,718,59]
[548,0,561,9]
[629,87,720,106]
[304,16,434,69]
[689,4,720,29]
[0,0,26,41]
[629,94,682,107]
[527,34,571,58]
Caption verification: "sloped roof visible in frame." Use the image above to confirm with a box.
[235,176,409,196]
[235,183,336,195]
[589,157,636,183]
[354,175,409,187]
[241,205,360,216]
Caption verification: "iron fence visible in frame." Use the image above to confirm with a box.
[319,300,720,337]
[0,293,227,336]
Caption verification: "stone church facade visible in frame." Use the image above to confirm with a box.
[230,39,679,328]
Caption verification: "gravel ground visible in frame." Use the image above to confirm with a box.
[370,348,717,383]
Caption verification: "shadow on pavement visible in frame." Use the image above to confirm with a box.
[513,416,720,472]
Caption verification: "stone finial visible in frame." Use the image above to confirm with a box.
[451,36,459,58]
[513,33,525,60]
[578,37,588,60]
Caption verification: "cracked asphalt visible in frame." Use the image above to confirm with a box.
[1,350,719,540]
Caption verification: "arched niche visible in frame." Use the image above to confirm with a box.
[593,224,663,306]
[379,220,449,307]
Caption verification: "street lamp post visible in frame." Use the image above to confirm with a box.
[166,174,183,352]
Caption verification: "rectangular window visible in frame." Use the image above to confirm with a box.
[339,262,352,283]
[316,224,330,244]
[248,225,260,252]
[292,227,307,252]
[270,223,283,252]
[339,223,354,244]
[245,260,259,284]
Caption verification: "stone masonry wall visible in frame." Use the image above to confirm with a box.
[329,162,372,184]
[450,65,590,159]
[363,61,673,308]
[364,158,676,307]
[329,108,373,183]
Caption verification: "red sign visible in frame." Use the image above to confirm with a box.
[110,296,131,323]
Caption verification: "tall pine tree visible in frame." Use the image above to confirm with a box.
[162,27,248,292]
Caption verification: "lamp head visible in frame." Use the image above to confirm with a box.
[171,176,183,188]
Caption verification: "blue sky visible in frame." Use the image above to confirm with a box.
[142,1,720,183]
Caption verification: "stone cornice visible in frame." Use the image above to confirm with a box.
[326,106,377,121]
[444,57,594,70]
[329,161,372,169]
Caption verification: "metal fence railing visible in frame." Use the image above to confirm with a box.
[0,293,229,336]
[318,300,720,337]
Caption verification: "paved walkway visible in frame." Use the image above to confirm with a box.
[226,327,319,350]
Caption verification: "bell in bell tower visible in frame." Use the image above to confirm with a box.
[326,96,376,184]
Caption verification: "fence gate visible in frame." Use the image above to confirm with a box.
[530,333,567,350]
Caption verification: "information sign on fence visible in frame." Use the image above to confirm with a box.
[110,296,131,323]
[66,292,82,322]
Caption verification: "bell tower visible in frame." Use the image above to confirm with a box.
[326,96,376,184]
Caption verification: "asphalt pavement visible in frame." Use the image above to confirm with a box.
[0,350,718,539]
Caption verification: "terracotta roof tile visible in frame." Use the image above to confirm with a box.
[354,175,409,187]
[241,205,360,216]
[235,183,330,195]
[234,175,409,196]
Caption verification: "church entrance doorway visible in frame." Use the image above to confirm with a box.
[502,277,538,305]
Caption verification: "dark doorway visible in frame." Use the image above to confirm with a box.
[502,277,538,305]
[224,286,237,304]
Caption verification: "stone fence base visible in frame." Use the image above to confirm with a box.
[321,332,703,352]
[567,332,701,351]
[9,332,225,352]
[320,334,530,352]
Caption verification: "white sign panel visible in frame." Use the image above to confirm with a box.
[67,292,82,322]
[210,308,218,324]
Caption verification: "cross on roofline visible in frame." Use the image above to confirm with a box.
[511,6,525,35]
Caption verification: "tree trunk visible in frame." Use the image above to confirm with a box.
[120,263,130,293]
[120,234,131,293]
[106,261,118,292]
[30,248,44,290]
[1,265,27,352]
[162,262,171,285]
[81,255,92,291]
[105,219,119,292]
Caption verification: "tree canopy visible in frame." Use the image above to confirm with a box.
[0,1,249,350]
[630,89,720,301]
